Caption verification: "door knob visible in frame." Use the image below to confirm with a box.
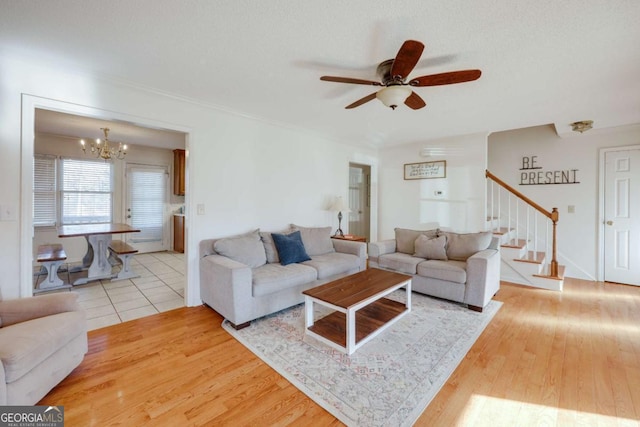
[127,215,131,219]
[606,220,613,225]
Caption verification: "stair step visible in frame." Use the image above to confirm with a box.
[501,239,527,249]
[533,264,565,280]
[514,251,545,264]
[492,227,512,235]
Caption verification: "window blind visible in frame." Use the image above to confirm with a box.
[61,158,112,224]
[33,154,57,227]
[128,167,165,243]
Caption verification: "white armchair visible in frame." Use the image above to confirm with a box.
[0,292,88,405]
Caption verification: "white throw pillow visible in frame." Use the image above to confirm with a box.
[414,234,448,260]
[214,229,267,268]
[292,224,335,256]
[442,231,493,261]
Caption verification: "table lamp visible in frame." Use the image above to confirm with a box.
[329,196,351,237]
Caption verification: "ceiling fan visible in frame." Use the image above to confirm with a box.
[320,40,481,110]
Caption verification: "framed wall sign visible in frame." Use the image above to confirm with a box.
[404,160,446,180]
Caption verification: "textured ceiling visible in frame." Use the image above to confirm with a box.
[2,0,639,148]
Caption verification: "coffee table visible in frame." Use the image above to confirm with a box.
[302,268,412,355]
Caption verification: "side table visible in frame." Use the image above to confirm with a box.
[331,234,367,242]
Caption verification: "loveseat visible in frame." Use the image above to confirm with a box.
[199,226,367,328]
[0,292,88,405]
[369,228,500,312]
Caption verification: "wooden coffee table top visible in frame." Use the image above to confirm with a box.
[303,268,412,309]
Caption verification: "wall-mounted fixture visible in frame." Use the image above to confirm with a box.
[570,120,593,133]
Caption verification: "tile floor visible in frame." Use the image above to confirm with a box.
[34,251,185,331]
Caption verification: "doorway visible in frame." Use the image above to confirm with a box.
[348,163,371,241]
[126,163,170,253]
[601,146,640,285]
[21,96,191,301]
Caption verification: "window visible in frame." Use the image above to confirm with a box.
[33,154,57,227]
[61,158,113,224]
[34,156,115,227]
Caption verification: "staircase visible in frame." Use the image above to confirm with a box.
[486,170,564,291]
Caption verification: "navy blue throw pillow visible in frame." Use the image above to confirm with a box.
[271,231,311,265]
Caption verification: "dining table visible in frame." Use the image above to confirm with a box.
[57,223,141,285]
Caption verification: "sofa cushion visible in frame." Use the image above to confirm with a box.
[252,263,318,297]
[272,231,312,265]
[292,225,335,256]
[417,260,468,284]
[260,227,294,264]
[302,252,360,280]
[0,311,85,383]
[214,229,267,268]
[379,252,425,275]
[442,231,493,261]
[414,234,448,260]
[395,227,438,254]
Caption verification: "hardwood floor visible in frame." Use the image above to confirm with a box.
[41,278,640,426]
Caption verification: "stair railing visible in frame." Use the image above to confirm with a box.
[486,170,560,277]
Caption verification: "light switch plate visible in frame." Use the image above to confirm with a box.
[197,204,205,215]
[0,204,17,221]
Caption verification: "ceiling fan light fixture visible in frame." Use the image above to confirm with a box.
[376,85,412,110]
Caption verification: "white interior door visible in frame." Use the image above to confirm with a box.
[604,149,640,285]
[126,164,169,253]
[348,164,371,240]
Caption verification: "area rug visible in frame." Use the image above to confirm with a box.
[222,291,501,427]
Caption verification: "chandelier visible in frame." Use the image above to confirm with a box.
[80,127,127,160]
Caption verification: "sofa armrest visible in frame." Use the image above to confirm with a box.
[0,292,81,328]
[332,239,367,270]
[465,248,501,309]
[199,254,253,325]
[368,239,396,264]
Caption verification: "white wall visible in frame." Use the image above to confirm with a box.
[0,54,377,302]
[378,133,489,240]
[488,123,640,280]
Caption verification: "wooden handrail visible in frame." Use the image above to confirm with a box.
[486,169,560,278]
[485,170,553,219]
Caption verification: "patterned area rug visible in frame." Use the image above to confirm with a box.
[223,291,501,426]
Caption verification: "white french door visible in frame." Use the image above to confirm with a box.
[125,164,169,253]
[603,148,640,285]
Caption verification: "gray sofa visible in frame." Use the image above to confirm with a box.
[0,292,88,405]
[369,228,500,312]
[199,226,367,328]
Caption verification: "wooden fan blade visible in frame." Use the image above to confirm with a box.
[409,69,482,87]
[391,40,425,80]
[320,76,382,86]
[345,92,378,109]
[405,91,426,110]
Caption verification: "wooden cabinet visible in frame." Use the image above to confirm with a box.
[173,149,186,196]
[173,215,185,253]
